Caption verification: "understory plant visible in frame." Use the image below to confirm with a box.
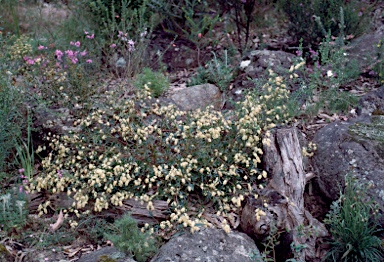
[278,0,372,45]
[29,71,293,233]
[104,213,158,262]
[0,191,28,234]
[89,0,157,77]
[323,174,384,262]
[188,50,234,92]
[134,67,169,97]
[15,110,34,182]
[0,76,24,173]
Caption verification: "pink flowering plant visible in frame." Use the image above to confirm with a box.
[20,33,97,108]
[102,28,148,77]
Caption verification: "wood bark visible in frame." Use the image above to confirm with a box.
[240,127,329,261]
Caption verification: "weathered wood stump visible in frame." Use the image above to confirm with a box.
[240,127,329,261]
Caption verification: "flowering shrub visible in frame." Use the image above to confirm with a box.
[29,72,293,233]
[11,33,97,108]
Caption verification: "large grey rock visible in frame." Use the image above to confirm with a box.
[311,115,384,226]
[242,50,297,78]
[150,228,260,262]
[344,25,384,73]
[169,84,222,111]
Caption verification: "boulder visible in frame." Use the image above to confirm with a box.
[311,115,384,226]
[344,25,384,73]
[233,50,299,102]
[242,50,297,79]
[169,84,222,111]
[150,228,260,262]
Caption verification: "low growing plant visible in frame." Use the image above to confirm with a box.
[104,213,158,262]
[29,72,293,234]
[188,50,234,92]
[0,191,28,234]
[0,76,24,173]
[323,174,384,262]
[15,110,34,182]
[134,67,169,97]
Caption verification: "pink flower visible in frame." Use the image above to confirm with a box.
[75,41,81,47]
[70,41,75,46]
[86,59,92,64]
[127,39,135,52]
[80,50,87,56]
[86,34,94,39]
[198,33,202,38]
[55,50,63,61]
[38,45,46,50]
[19,186,23,193]
[19,168,25,173]
[110,43,116,48]
[57,170,63,178]
[27,59,35,65]
[70,57,78,64]
[84,30,89,35]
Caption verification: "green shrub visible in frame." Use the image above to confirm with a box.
[293,35,359,117]
[323,174,384,262]
[134,67,169,97]
[0,191,28,233]
[277,0,372,45]
[0,78,24,172]
[88,0,157,77]
[188,50,234,92]
[104,213,158,262]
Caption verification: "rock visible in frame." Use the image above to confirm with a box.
[77,246,136,262]
[344,25,384,72]
[169,84,222,111]
[311,115,384,226]
[243,50,297,78]
[150,228,260,262]
[358,85,384,116]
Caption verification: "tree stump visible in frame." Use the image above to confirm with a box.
[240,127,329,261]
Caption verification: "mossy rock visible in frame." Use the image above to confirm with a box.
[349,116,384,142]
[0,244,13,262]
[348,115,384,157]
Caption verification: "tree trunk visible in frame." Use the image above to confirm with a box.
[241,127,329,261]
